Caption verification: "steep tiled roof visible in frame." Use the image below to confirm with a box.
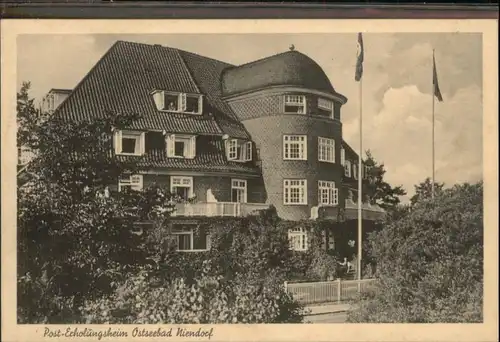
[53,41,249,137]
[221,50,346,102]
[179,50,250,139]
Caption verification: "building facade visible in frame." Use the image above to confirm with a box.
[20,41,384,252]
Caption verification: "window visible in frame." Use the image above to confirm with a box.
[317,98,334,118]
[166,134,196,159]
[284,179,307,205]
[170,176,193,200]
[344,160,352,178]
[172,225,210,252]
[318,181,339,206]
[119,174,143,192]
[288,227,307,251]
[231,179,247,203]
[318,137,335,163]
[153,90,203,115]
[113,130,145,156]
[283,135,307,160]
[226,139,252,162]
[340,147,346,166]
[353,163,358,180]
[284,95,306,114]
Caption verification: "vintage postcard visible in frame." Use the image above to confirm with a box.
[1,19,498,342]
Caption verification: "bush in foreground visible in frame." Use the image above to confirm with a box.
[347,182,483,323]
[80,263,304,324]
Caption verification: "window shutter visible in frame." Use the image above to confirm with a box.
[153,91,164,110]
[227,139,237,161]
[198,95,203,114]
[332,139,336,162]
[189,136,196,159]
[206,234,211,250]
[246,142,252,161]
[133,174,144,190]
[179,93,187,111]
[167,134,175,157]
[140,132,146,155]
[114,130,122,154]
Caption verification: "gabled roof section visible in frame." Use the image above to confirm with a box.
[221,50,346,103]
[178,50,251,139]
[53,41,231,136]
[342,139,361,161]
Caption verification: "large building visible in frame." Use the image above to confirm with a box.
[20,40,384,252]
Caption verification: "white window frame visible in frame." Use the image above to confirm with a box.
[118,174,143,192]
[226,139,252,162]
[153,90,203,115]
[344,160,352,178]
[113,130,146,156]
[318,137,335,163]
[172,229,211,252]
[283,179,307,205]
[283,95,307,114]
[317,98,334,118]
[340,147,346,166]
[318,180,339,206]
[166,134,196,159]
[288,227,308,251]
[231,179,247,203]
[283,135,307,161]
[170,176,194,199]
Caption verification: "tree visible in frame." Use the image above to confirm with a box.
[16,82,176,323]
[347,181,483,323]
[410,177,445,205]
[17,82,44,149]
[362,150,407,211]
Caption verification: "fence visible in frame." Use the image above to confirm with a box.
[284,278,376,305]
[172,202,269,217]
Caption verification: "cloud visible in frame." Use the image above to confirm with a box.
[343,84,482,201]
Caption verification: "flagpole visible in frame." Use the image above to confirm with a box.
[357,74,363,284]
[432,49,435,199]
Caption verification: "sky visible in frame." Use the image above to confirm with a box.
[17,33,483,202]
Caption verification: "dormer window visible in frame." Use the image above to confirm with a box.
[113,130,145,156]
[153,90,203,115]
[317,98,334,118]
[166,134,196,159]
[283,95,306,114]
[225,139,252,162]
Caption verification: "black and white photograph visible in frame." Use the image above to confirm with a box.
[1,18,498,342]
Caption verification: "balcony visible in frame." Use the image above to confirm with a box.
[172,202,270,218]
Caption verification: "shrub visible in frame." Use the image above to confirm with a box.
[80,263,305,324]
[347,182,483,323]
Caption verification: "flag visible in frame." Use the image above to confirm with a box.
[355,32,364,82]
[433,53,443,102]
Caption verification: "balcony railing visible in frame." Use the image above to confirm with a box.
[172,202,269,218]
